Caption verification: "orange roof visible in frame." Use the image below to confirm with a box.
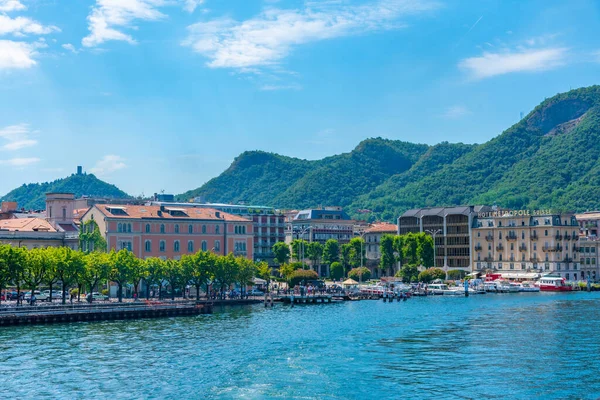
[73,208,90,221]
[0,218,56,232]
[93,204,251,222]
[366,222,397,233]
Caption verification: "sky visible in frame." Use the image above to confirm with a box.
[0,0,599,198]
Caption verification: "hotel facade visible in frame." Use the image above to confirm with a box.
[81,204,254,260]
[471,209,580,280]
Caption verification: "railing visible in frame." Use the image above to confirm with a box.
[519,245,527,252]
[555,234,562,240]
[530,257,539,262]
[543,246,552,252]
[474,245,482,251]
[572,233,579,240]
[506,235,518,241]
[496,245,504,251]
[484,257,494,262]
[530,234,538,240]
[564,234,571,241]
[485,235,494,241]
[554,245,563,252]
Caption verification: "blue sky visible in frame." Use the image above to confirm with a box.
[0,0,598,198]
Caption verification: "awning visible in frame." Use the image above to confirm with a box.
[252,277,267,284]
[342,278,359,285]
[500,272,540,279]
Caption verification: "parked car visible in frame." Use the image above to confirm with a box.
[247,289,265,296]
[24,291,50,302]
[91,292,109,301]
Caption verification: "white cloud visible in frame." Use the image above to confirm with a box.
[82,0,170,47]
[0,157,40,166]
[260,83,302,91]
[183,0,204,13]
[459,47,567,80]
[0,0,26,12]
[90,155,127,176]
[62,43,78,53]
[0,40,37,69]
[0,15,59,36]
[0,123,39,151]
[183,0,439,71]
[442,105,471,119]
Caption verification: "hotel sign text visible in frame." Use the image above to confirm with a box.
[477,209,554,218]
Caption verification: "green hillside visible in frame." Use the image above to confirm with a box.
[1,173,131,210]
[181,85,600,221]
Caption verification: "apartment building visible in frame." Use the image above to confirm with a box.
[287,207,354,245]
[363,222,398,278]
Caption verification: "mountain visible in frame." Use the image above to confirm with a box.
[179,85,600,221]
[1,173,131,210]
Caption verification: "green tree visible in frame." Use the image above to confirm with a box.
[306,242,323,272]
[163,259,185,300]
[184,251,215,300]
[5,246,26,305]
[256,261,272,292]
[340,243,352,274]
[393,236,405,264]
[289,269,318,288]
[237,256,257,298]
[212,254,239,295]
[402,233,419,265]
[348,237,366,268]
[81,252,110,302]
[144,257,165,299]
[0,245,11,305]
[348,267,371,282]
[447,269,468,280]
[397,263,419,283]
[272,242,291,265]
[54,247,83,304]
[278,263,295,282]
[429,268,446,281]
[109,249,136,303]
[329,261,344,280]
[128,256,144,299]
[379,234,396,276]
[41,247,60,304]
[417,269,433,283]
[291,239,309,262]
[79,220,107,253]
[322,239,340,266]
[416,233,434,267]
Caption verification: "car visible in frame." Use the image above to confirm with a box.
[247,289,265,296]
[24,291,50,302]
[91,292,109,301]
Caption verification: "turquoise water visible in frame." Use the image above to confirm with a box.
[1,293,600,399]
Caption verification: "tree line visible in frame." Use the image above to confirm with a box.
[0,244,270,306]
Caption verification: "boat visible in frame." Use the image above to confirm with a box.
[428,284,463,296]
[508,282,521,293]
[484,281,499,292]
[537,277,573,292]
[518,282,540,292]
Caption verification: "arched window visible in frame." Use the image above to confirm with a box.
[202,225,206,234]
[127,223,132,233]
[160,224,165,234]
[215,225,220,234]
[146,224,151,233]
[235,226,238,234]
[188,225,193,234]
[188,241,194,252]
[214,240,220,252]
[174,240,180,252]
[201,241,207,251]
[145,240,152,252]
[160,240,166,252]
[118,223,122,232]
[175,224,179,234]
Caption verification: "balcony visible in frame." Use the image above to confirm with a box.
[484,257,494,262]
[554,245,563,252]
[530,257,539,262]
[519,245,527,252]
[506,234,517,241]
[573,245,579,252]
[474,244,482,251]
[543,246,553,252]
[572,233,579,240]
[564,257,573,263]
[496,245,504,251]
[485,234,494,241]
[530,233,538,240]
[555,234,562,241]
[564,234,571,241]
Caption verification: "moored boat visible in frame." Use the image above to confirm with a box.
[537,277,573,292]
[518,282,540,292]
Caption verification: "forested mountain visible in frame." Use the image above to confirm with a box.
[179,86,600,221]
[1,174,131,210]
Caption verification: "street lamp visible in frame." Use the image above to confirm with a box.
[425,229,441,269]
[294,227,310,267]
[358,230,367,284]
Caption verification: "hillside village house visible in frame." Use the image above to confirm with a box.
[81,204,254,260]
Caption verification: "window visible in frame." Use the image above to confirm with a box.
[234,226,238,234]
[160,224,165,234]
[145,240,152,252]
[202,225,207,234]
[545,230,548,236]
[214,240,220,252]
[215,225,220,234]
[175,224,179,234]
[49,206,52,218]
[188,225,193,234]
[127,223,132,233]
[188,241,194,252]
[62,208,67,220]
[174,240,180,252]
[146,224,151,233]
[127,242,132,251]
[201,241,207,251]
[160,240,166,252]
[499,232,502,240]
[499,254,502,261]
[118,223,123,233]
[522,231,525,239]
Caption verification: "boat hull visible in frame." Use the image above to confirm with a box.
[539,285,572,292]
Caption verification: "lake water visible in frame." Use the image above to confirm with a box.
[1,292,600,399]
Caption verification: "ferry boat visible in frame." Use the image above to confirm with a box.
[537,277,573,292]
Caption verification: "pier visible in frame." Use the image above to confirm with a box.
[277,295,333,304]
[0,301,214,327]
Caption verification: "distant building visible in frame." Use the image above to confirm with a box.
[148,201,285,265]
[398,206,492,273]
[363,222,398,278]
[287,207,354,245]
[81,204,254,260]
[576,237,599,281]
[576,211,600,238]
[471,210,580,280]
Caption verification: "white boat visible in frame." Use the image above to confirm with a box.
[428,284,463,296]
[508,282,521,293]
[484,281,499,292]
[518,282,540,292]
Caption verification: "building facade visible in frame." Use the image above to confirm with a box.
[149,202,285,265]
[398,206,491,273]
[287,207,354,245]
[364,222,398,278]
[81,204,254,260]
[577,237,599,281]
[471,210,580,280]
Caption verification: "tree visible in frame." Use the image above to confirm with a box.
[5,246,26,305]
[289,269,318,288]
[291,239,309,262]
[447,269,468,280]
[42,248,60,304]
[348,237,366,269]
[184,251,215,300]
[393,236,405,264]
[306,242,323,272]
[417,269,433,283]
[81,252,110,302]
[322,239,340,266]
[416,233,434,267]
[23,248,48,301]
[278,263,295,282]
[163,259,185,301]
[212,253,239,296]
[236,256,257,298]
[256,261,272,292]
[379,234,396,276]
[53,247,83,304]
[144,257,165,299]
[272,242,291,265]
[397,264,419,283]
[0,245,11,305]
[128,255,144,299]
[402,233,419,265]
[419,268,446,283]
[429,268,446,281]
[340,243,352,274]
[329,262,344,281]
[348,267,371,282]
[109,249,136,303]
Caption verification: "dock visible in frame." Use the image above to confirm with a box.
[276,295,333,304]
[0,301,213,327]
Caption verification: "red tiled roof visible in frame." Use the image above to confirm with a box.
[366,222,397,233]
[93,204,251,222]
[0,218,56,232]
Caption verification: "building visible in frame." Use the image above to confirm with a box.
[576,237,599,281]
[471,210,580,280]
[148,201,285,264]
[576,211,600,238]
[363,222,398,278]
[81,204,254,260]
[398,206,491,273]
[287,207,354,245]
